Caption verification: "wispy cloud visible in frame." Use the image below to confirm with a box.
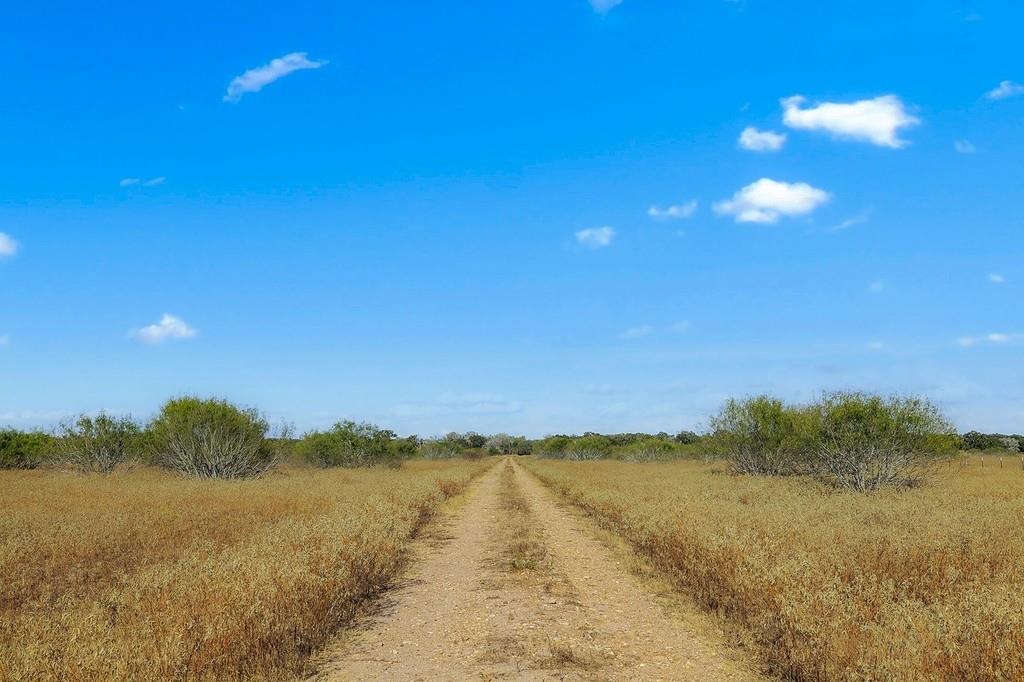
[132,314,197,345]
[669,320,692,333]
[989,273,1006,284]
[782,95,919,148]
[619,325,653,340]
[393,392,522,418]
[868,279,886,293]
[954,140,977,154]
[588,0,624,13]
[867,341,884,351]
[575,226,615,248]
[120,176,165,188]
[827,209,871,233]
[738,126,787,152]
[0,233,17,258]
[224,52,326,103]
[985,80,1023,101]
[957,332,1020,347]
[647,200,697,220]
[0,335,9,348]
[714,178,829,224]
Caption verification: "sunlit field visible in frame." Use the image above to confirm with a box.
[523,456,1024,680]
[0,460,489,682]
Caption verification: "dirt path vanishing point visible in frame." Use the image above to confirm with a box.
[312,458,759,681]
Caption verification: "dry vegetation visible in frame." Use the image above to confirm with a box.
[0,459,489,682]
[523,456,1024,680]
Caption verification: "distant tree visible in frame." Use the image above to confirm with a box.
[485,434,531,455]
[298,420,405,468]
[960,431,1004,451]
[674,430,702,445]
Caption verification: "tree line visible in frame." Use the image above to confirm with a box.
[1,391,1018,489]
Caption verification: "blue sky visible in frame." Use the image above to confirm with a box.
[1,0,1022,436]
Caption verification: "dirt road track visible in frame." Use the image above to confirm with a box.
[313,459,759,681]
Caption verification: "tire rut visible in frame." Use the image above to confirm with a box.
[310,458,759,681]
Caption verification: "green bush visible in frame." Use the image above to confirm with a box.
[708,396,818,476]
[149,397,275,479]
[565,434,614,460]
[0,429,54,469]
[814,392,956,491]
[535,435,572,458]
[709,393,957,490]
[297,420,406,468]
[57,413,142,473]
[619,437,681,462]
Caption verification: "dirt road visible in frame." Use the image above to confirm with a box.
[313,459,758,681]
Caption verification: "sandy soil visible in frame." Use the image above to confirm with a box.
[312,458,759,681]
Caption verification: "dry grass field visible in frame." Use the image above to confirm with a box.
[0,459,489,682]
[523,456,1024,680]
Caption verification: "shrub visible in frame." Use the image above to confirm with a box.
[297,420,405,468]
[0,429,54,469]
[56,414,142,473]
[420,435,462,460]
[484,434,532,456]
[535,435,572,458]
[619,437,680,462]
[813,392,956,491]
[149,397,275,479]
[565,434,614,460]
[708,396,818,476]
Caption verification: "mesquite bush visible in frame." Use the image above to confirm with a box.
[149,397,276,479]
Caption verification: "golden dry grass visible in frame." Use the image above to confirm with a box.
[523,456,1024,680]
[0,459,490,682]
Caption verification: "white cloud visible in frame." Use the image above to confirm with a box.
[738,126,787,152]
[143,176,166,187]
[989,273,1005,284]
[575,226,615,248]
[868,279,886,293]
[224,52,326,103]
[956,336,979,348]
[867,341,884,351]
[589,0,623,13]
[714,178,829,224]
[987,333,1010,343]
[781,95,919,148]
[119,178,140,187]
[985,80,1023,101]
[620,325,653,340]
[132,314,197,345]
[647,200,697,220]
[954,140,977,154]
[0,335,9,348]
[0,233,17,258]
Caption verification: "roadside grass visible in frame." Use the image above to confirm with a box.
[523,456,1024,680]
[0,459,490,682]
